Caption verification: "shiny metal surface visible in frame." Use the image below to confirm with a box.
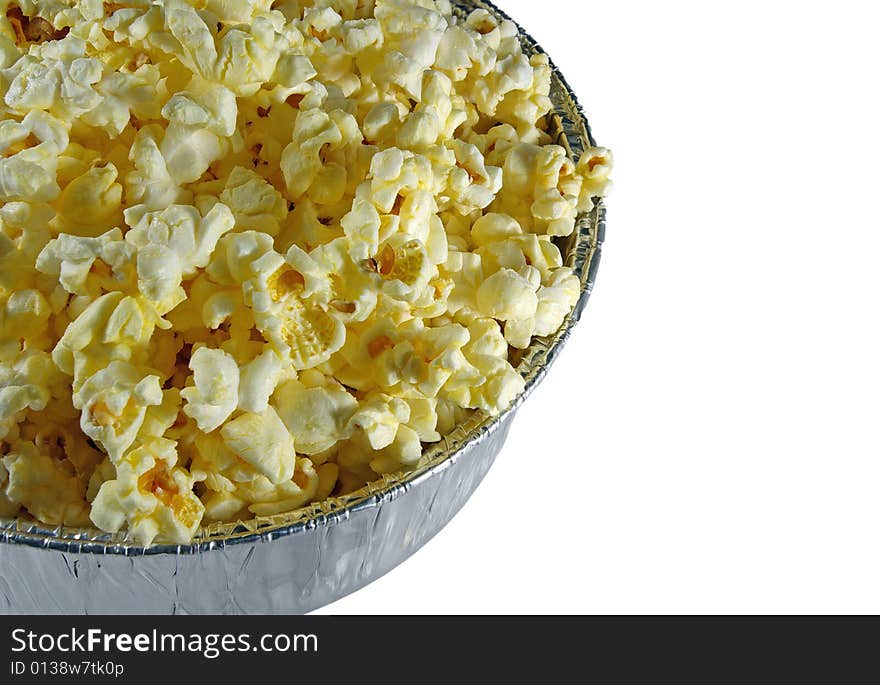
[0,0,606,615]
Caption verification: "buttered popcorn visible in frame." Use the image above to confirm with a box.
[0,0,610,545]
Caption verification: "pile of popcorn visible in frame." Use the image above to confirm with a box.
[0,0,611,545]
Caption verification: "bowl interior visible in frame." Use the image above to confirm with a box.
[0,0,604,555]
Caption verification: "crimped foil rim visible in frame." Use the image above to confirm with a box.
[0,0,606,556]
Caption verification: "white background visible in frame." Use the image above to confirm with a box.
[318,0,880,614]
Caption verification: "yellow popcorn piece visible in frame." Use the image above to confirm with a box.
[446,355,525,416]
[476,267,539,322]
[163,1,284,96]
[577,146,614,211]
[238,348,285,414]
[190,432,255,489]
[504,268,582,349]
[140,387,183,440]
[477,233,563,282]
[159,77,238,184]
[362,319,481,398]
[495,53,554,143]
[218,166,288,235]
[280,107,355,203]
[180,346,239,433]
[495,142,581,236]
[274,378,358,455]
[404,397,441,443]
[1,289,52,344]
[90,437,204,545]
[442,249,484,316]
[125,203,235,313]
[236,457,319,517]
[36,228,135,297]
[0,111,68,202]
[56,162,125,237]
[52,291,164,381]
[367,147,435,214]
[206,230,275,285]
[445,140,503,213]
[2,36,102,120]
[369,424,422,475]
[373,233,435,302]
[470,212,523,247]
[220,406,296,485]
[0,0,609,543]
[81,63,167,136]
[201,489,246,524]
[2,441,90,526]
[244,250,346,369]
[308,237,379,323]
[346,391,410,451]
[74,360,163,463]
[0,460,20,517]
[340,198,381,262]
[0,350,58,440]
[125,124,192,210]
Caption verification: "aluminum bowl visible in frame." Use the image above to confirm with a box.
[0,0,606,615]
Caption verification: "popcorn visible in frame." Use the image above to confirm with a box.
[0,111,69,202]
[442,249,483,316]
[346,392,410,450]
[124,203,235,312]
[52,291,164,380]
[55,163,125,237]
[74,360,163,462]
[446,354,524,416]
[0,350,58,440]
[494,53,554,142]
[504,267,581,349]
[577,146,614,211]
[125,124,192,211]
[374,233,434,302]
[0,0,609,544]
[155,76,239,185]
[81,63,167,136]
[90,437,204,545]
[243,249,346,369]
[476,268,539,322]
[445,140,502,213]
[404,396,441,443]
[234,457,319,517]
[0,460,20,517]
[308,237,379,322]
[218,166,288,235]
[2,36,102,120]
[494,142,581,236]
[274,378,358,455]
[1,289,51,343]
[3,441,90,526]
[477,233,563,282]
[180,346,239,433]
[206,230,275,285]
[238,348,285,414]
[220,406,295,484]
[470,212,522,247]
[280,107,353,202]
[163,2,284,96]
[367,147,435,214]
[36,228,135,297]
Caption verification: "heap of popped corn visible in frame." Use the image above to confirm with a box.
[0,0,611,545]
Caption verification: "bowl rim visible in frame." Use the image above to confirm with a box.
[0,0,606,557]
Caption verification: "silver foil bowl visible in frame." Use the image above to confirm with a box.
[0,0,606,615]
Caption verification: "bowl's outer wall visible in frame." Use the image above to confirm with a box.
[0,0,604,614]
[1,417,514,614]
